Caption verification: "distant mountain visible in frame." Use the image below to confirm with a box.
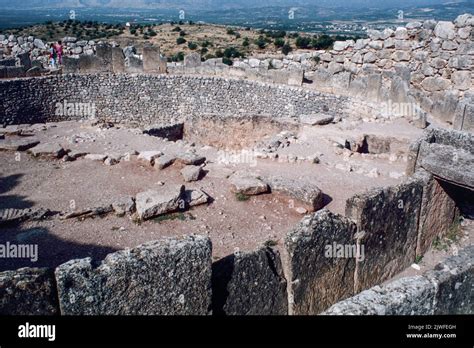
[0,0,456,10]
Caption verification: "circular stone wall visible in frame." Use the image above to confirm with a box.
[0,74,352,126]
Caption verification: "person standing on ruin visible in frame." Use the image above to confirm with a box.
[49,43,57,69]
[55,40,63,66]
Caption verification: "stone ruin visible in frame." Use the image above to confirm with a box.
[0,15,472,316]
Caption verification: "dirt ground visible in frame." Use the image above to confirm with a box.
[0,117,470,275]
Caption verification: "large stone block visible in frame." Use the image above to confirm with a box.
[346,177,423,292]
[322,276,435,315]
[184,52,202,68]
[112,47,125,73]
[143,44,167,73]
[424,245,473,314]
[415,171,458,257]
[285,210,358,314]
[211,247,288,315]
[419,142,474,189]
[55,236,212,315]
[0,267,59,315]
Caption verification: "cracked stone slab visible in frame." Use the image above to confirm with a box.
[229,174,269,196]
[184,189,210,207]
[135,185,185,220]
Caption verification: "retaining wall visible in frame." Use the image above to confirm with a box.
[0,74,350,126]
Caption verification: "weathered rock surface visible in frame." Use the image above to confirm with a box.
[184,189,210,207]
[285,210,357,314]
[0,268,59,315]
[112,196,135,216]
[154,154,177,170]
[27,143,67,159]
[346,176,424,292]
[85,154,107,162]
[229,174,269,196]
[424,245,473,314]
[0,138,40,151]
[137,150,163,165]
[176,152,206,166]
[300,114,334,126]
[322,276,435,315]
[181,165,203,182]
[415,171,458,257]
[135,185,185,220]
[212,247,288,315]
[263,176,324,211]
[55,236,212,315]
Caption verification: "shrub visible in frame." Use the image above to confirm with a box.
[255,35,266,49]
[311,34,335,50]
[296,36,311,49]
[226,28,235,35]
[222,57,233,66]
[282,43,292,55]
[242,37,250,47]
[188,41,198,50]
[176,37,186,45]
[172,26,181,32]
[179,30,186,37]
[224,46,243,58]
[274,38,285,48]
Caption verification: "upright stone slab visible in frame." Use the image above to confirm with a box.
[143,44,167,73]
[184,52,202,68]
[0,268,59,315]
[112,47,125,73]
[55,235,212,315]
[285,210,358,315]
[424,245,473,314]
[415,171,458,257]
[211,247,288,315]
[346,176,423,292]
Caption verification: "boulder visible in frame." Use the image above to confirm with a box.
[135,185,185,220]
[184,189,210,207]
[137,151,163,165]
[112,196,135,216]
[176,152,206,165]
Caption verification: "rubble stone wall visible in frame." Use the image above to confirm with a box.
[0,74,350,126]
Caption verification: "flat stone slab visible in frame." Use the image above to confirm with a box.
[212,247,288,315]
[0,138,40,151]
[181,165,203,182]
[176,152,206,165]
[229,174,269,196]
[154,154,177,170]
[263,176,324,211]
[85,154,107,162]
[0,267,59,315]
[55,236,212,315]
[300,114,335,126]
[27,143,67,159]
[419,142,474,189]
[137,150,163,165]
[184,189,210,207]
[136,185,185,220]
